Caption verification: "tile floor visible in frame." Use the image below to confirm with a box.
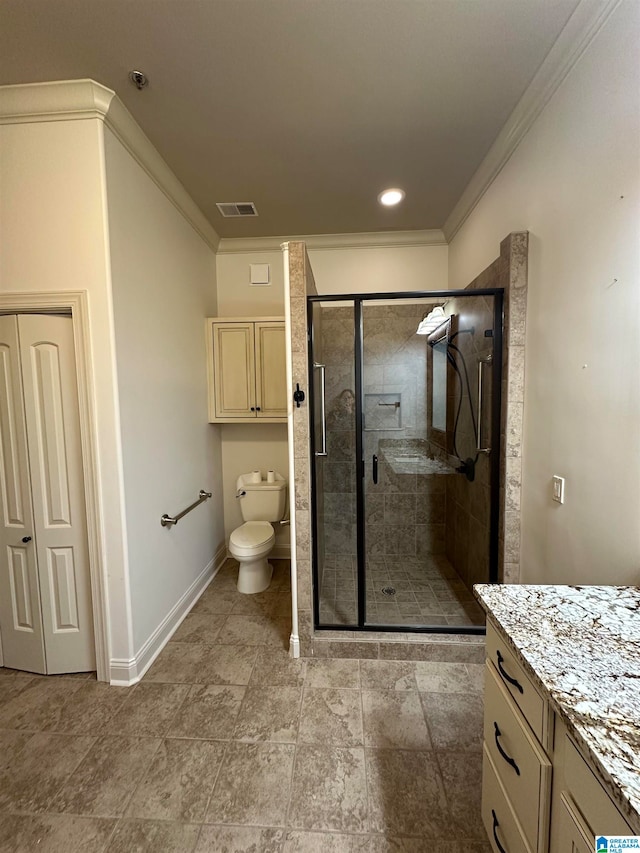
[0,559,490,852]
[319,554,485,628]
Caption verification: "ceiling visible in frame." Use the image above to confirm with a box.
[0,0,581,239]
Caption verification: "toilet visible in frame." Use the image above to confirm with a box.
[229,471,287,594]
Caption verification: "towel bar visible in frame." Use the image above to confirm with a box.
[161,489,212,528]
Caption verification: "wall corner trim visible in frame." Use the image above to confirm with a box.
[442,0,622,242]
[109,542,227,686]
[218,229,447,254]
[0,78,220,253]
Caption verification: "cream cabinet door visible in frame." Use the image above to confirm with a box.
[255,322,287,418]
[213,323,256,418]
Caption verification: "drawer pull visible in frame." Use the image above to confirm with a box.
[493,722,521,776]
[491,809,508,853]
[496,651,524,694]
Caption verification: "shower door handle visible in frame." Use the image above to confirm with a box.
[372,454,378,485]
[476,354,492,455]
[314,362,328,457]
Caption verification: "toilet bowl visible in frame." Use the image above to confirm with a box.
[229,521,276,594]
[229,471,287,594]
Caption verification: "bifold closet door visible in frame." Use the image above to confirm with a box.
[0,315,47,673]
[0,314,95,674]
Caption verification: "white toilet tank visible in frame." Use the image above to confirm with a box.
[237,472,287,522]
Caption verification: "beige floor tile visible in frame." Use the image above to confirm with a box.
[106,818,200,852]
[217,614,268,646]
[126,738,225,822]
[231,591,278,617]
[263,616,292,649]
[0,675,35,708]
[144,643,207,683]
[249,648,306,687]
[206,742,295,826]
[283,831,353,852]
[191,588,238,615]
[414,662,475,694]
[359,660,416,690]
[197,825,285,852]
[51,735,160,817]
[106,682,191,736]
[54,681,129,733]
[0,678,84,730]
[361,690,431,750]
[298,688,363,747]
[0,813,117,852]
[0,728,32,769]
[195,644,258,685]
[466,663,486,694]
[0,732,95,813]
[365,748,450,836]
[233,686,302,742]
[172,612,227,644]
[437,750,487,840]
[304,659,360,689]
[168,684,246,739]
[288,745,368,833]
[420,692,484,752]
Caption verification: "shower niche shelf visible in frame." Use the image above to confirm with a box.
[364,392,402,431]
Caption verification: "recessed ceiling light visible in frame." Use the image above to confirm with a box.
[378,188,405,206]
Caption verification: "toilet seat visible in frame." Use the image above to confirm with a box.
[229,521,275,555]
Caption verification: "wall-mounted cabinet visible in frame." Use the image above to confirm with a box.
[206,317,287,423]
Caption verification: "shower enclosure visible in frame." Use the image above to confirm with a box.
[308,289,503,635]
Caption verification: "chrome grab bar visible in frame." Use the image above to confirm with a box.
[314,362,328,457]
[476,354,492,455]
[161,489,212,528]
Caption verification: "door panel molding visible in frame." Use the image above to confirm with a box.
[8,546,35,630]
[0,344,26,526]
[0,291,109,682]
[30,342,72,527]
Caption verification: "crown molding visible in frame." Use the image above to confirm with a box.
[217,229,447,254]
[0,79,220,252]
[443,0,623,242]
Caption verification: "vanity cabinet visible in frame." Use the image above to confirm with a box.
[482,619,552,853]
[207,317,287,423]
[483,618,635,853]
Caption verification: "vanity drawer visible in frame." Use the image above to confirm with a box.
[483,745,533,853]
[486,619,547,743]
[563,736,632,836]
[555,792,593,853]
[484,663,552,853]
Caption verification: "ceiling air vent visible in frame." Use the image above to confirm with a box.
[216,202,259,218]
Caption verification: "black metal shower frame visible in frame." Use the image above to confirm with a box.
[307,288,504,636]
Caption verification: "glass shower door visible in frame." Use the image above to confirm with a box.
[361,295,498,630]
[310,300,359,626]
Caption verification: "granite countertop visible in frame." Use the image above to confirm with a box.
[474,584,640,833]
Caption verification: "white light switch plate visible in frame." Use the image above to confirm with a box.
[552,475,565,504]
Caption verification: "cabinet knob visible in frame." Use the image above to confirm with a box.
[256,407,261,411]
[250,407,255,411]
[22,536,32,543]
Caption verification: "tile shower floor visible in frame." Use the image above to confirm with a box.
[319,554,486,628]
[0,559,490,853]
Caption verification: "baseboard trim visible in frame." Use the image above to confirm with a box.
[109,543,227,686]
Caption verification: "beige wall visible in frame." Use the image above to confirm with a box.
[448,1,640,584]
[104,127,224,651]
[0,117,133,663]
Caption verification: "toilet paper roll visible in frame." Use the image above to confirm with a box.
[267,470,275,484]
[249,470,261,484]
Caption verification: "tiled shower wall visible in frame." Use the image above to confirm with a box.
[362,305,445,559]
